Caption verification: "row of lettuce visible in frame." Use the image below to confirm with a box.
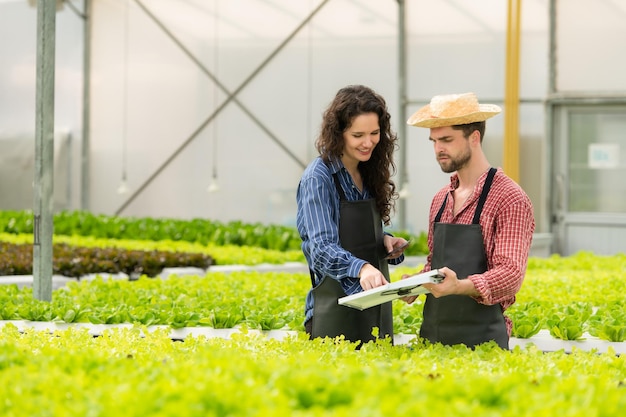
[1,325,623,416]
[0,240,213,278]
[1,210,624,342]
[1,231,625,341]
[0,209,428,255]
[2,211,624,416]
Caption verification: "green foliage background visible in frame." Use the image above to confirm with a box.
[0,210,625,416]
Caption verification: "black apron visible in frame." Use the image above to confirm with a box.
[310,173,393,344]
[420,168,509,349]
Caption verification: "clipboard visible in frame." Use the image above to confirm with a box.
[338,269,444,311]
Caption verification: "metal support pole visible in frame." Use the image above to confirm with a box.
[33,0,57,301]
[81,0,92,210]
[396,0,408,230]
[546,0,559,252]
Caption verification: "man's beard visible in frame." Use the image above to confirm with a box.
[439,148,471,173]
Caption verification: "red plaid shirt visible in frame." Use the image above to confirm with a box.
[423,167,536,336]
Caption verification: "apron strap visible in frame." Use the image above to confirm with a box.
[472,167,497,224]
[332,173,347,201]
[434,194,448,223]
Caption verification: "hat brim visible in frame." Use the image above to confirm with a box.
[407,104,502,128]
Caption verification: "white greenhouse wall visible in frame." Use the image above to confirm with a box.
[1,0,597,249]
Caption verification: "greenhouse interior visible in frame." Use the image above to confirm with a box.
[0,1,625,416]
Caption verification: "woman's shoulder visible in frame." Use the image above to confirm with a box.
[301,157,338,181]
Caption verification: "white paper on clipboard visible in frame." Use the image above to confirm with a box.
[338,269,444,311]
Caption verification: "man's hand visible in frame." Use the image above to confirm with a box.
[400,267,479,304]
[429,267,479,297]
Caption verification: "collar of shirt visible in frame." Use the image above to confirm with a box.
[327,157,371,200]
[447,168,498,193]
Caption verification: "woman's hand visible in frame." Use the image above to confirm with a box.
[359,263,389,290]
[384,235,409,259]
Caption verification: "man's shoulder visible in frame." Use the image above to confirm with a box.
[493,170,526,190]
[492,170,533,204]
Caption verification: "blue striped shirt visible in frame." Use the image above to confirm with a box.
[296,156,402,324]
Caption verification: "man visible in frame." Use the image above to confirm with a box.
[404,92,535,349]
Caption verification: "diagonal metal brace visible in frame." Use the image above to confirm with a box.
[116,0,331,215]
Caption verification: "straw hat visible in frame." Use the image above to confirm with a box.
[407,92,501,128]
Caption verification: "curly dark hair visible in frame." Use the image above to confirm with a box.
[315,85,398,225]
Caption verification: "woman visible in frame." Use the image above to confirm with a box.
[296,84,408,344]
